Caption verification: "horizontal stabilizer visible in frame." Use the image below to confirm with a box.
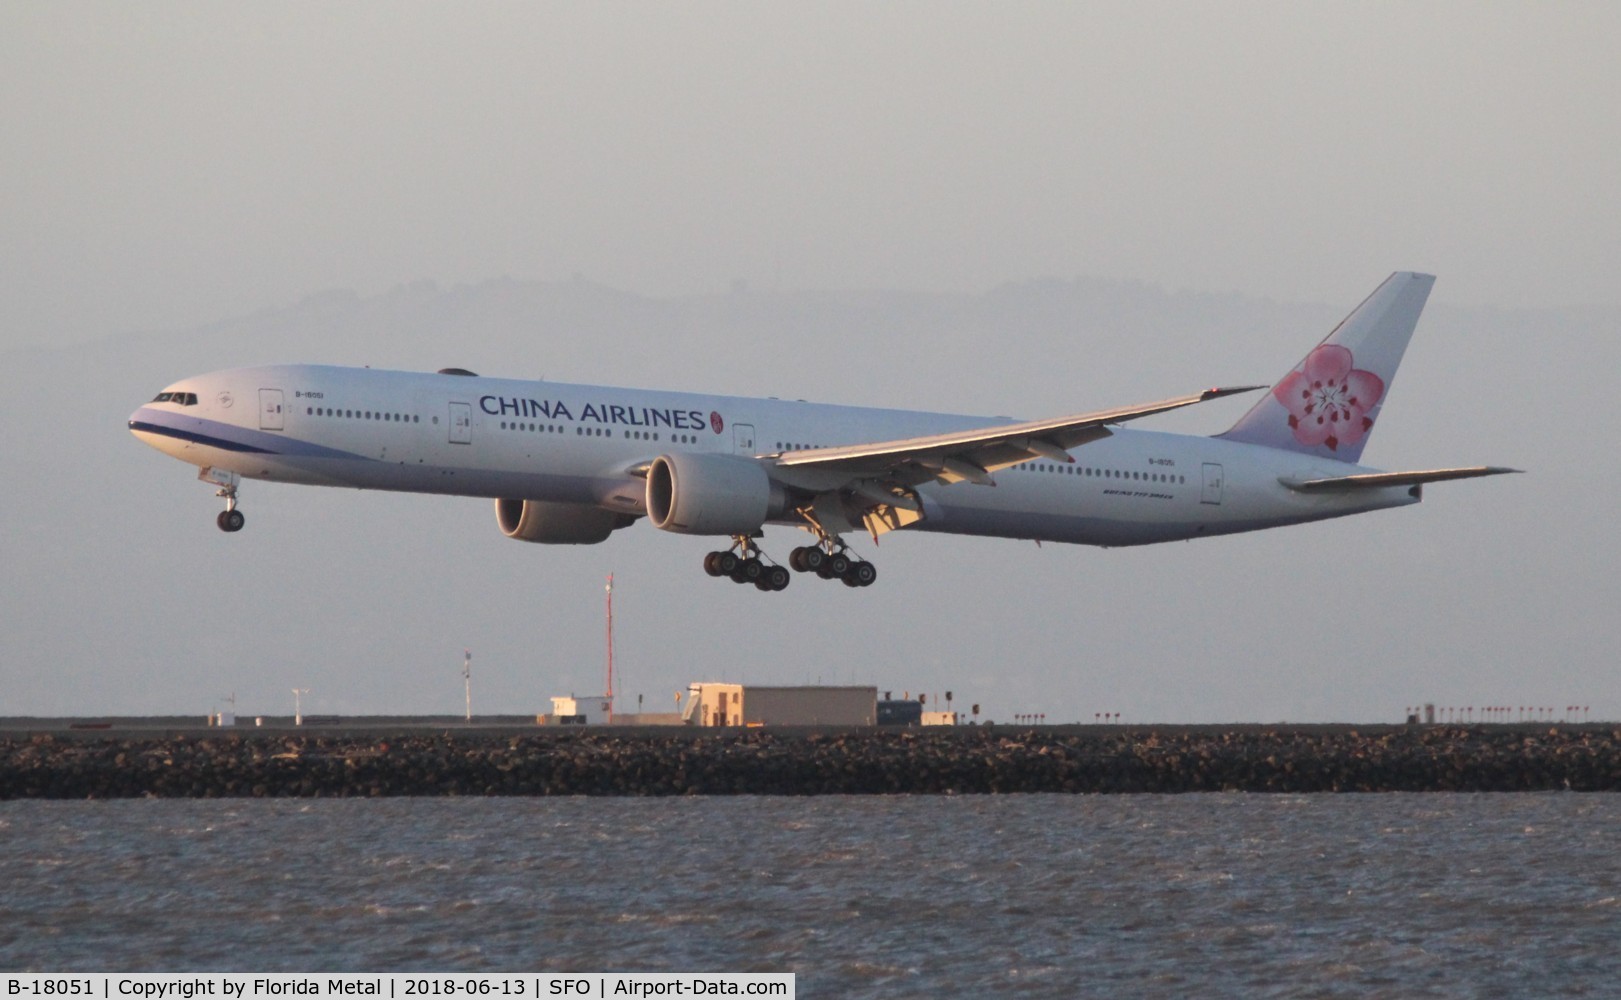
[1279,466,1521,493]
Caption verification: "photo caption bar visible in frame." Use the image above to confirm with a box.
[3,976,792,1000]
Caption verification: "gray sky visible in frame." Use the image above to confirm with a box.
[4,2,1618,350]
[1,4,1615,722]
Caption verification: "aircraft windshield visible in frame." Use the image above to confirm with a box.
[152,391,198,405]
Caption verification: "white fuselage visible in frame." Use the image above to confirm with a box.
[128,364,1419,547]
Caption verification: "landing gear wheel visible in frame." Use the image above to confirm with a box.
[844,560,877,587]
[715,551,740,576]
[703,552,725,576]
[765,565,791,591]
[731,556,764,584]
[826,552,851,578]
[799,546,826,574]
[216,509,245,533]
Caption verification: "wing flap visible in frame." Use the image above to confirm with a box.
[1280,466,1521,493]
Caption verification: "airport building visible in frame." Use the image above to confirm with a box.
[539,684,955,727]
[682,683,877,727]
[543,694,613,725]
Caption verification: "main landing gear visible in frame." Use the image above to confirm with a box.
[215,483,245,533]
[789,543,877,588]
[704,537,792,592]
[701,535,877,592]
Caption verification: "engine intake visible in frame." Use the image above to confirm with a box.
[646,452,786,535]
[495,498,626,544]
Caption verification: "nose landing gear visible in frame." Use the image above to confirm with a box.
[214,483,245,533]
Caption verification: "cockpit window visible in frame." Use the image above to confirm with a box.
[152,391,198,405]
[153,392,173,402]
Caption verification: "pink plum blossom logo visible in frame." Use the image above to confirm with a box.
[1273,344,1384,451]
[709,411,725,434]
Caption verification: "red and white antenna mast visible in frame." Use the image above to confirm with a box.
[605,573,615,723]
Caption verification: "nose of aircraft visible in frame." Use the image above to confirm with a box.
[128,403,167,451]
[128,403,154,436]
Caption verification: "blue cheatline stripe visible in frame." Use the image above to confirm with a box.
[129,420,277,454]
[128,408,375,461]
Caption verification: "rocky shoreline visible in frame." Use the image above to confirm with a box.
[3,726,1618,798]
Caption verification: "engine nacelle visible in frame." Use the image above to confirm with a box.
[495,498,626,544]
[646,452,787,535]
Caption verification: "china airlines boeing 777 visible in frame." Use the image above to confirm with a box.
[129,273,1515,592]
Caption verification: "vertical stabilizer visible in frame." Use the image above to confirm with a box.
[1216,272,1434,463]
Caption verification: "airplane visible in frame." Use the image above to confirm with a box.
[129,272,1516,592]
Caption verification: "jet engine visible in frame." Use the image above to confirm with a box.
[494,498,629,544]
[646,452,788,535]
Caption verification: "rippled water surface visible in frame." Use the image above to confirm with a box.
[2,795,1618,997]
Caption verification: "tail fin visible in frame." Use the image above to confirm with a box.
[1216,272,1434,464]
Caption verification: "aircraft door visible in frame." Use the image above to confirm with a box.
[258,389,285,431]
[733,423,756,455]
[448,402,472,444]
[1201,462,1224,505]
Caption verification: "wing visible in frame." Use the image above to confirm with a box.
[773,385,1265,488]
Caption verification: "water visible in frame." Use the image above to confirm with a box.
[2,795,1617,997]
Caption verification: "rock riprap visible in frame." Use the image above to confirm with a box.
[3,727,1617,798]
